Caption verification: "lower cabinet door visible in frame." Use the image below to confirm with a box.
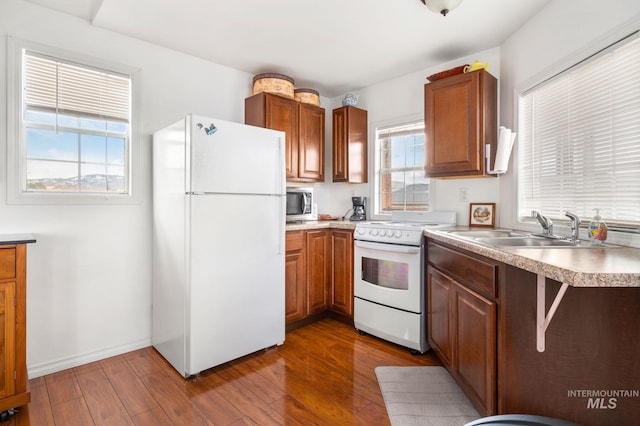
[0,281,16,399]
[285,248,306,324]
[426,265,454,369]
[454,282,497,415]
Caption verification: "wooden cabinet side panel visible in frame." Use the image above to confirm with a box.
[330,230,354,316]
[298,104,325,181]
[14,245,26,394]
[426,266,454,369]
[306,231,329,314]
[455,282,496,416]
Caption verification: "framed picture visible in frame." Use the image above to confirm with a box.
[469,203,496,227]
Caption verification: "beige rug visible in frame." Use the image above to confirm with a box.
[375,366,481,426]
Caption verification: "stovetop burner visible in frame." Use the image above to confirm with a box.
[354,211,456,245]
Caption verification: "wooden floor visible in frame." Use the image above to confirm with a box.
[7,318,441,425]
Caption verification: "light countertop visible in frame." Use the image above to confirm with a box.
[285,222,640,287]
[425,228,640,288]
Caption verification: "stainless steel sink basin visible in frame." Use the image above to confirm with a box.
[437,229,615,248]
[474,237,582,247]
[445,230,528,238]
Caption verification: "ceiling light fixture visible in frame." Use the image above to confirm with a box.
[420,0,463,16]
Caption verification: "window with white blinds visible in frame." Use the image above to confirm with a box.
[374,120,429,214]
[517,32,640,229]
[20,50,131,195]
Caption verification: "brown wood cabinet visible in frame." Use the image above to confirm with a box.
[245,92,324,182]
[329,230,354,317]
[285,231,306,324]
[332,106,368,183]
[424,69,497,178]
[285,229,355,329]
[0,244,30,412]
[306,230,329,315]
[298,103,325,181]
[426,240,498,416]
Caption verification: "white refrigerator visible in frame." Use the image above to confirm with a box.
[152,115,286,378]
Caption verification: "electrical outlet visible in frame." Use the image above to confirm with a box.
[459,187,469,202]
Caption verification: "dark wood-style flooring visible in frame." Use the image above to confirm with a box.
[5,318,441,425]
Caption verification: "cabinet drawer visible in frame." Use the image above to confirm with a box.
[286,231,305,252]
[427,242,497,298]
[0,248,16,280]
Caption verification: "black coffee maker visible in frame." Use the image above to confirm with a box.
[350,196,367,221]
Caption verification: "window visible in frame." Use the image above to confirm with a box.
[7,38,137,203]
[518,32,640,229]
[374,120,429,216]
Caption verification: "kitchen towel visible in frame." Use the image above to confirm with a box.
[492,126,517,173]
[375,365,480,426]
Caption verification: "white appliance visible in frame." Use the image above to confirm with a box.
[353,211,456,353]
[152,115,286,378]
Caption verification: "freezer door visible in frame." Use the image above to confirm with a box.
[187,193,285,376]
[188,116,285,195]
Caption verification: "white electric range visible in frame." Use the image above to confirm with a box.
[353,211,456,353]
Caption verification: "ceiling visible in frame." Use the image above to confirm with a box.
[24,0,551,98]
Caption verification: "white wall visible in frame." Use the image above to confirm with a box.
[1,0,256,377]
[498,0,640,246]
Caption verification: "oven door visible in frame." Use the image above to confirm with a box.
[354,240,423,313]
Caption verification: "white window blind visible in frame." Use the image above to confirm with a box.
[24,52,130,122]
[375,120,429,213]
[518,33,640,228]
[21,49,131,195]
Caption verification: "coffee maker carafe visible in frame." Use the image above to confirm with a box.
[350,196,366,221]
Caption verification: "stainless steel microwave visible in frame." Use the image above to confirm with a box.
[286,187,315,222]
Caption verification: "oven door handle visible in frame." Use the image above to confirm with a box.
[354,240,421,254]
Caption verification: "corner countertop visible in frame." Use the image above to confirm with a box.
[424,227,640,288]
[0,234,37,245]
[286,220,357,231]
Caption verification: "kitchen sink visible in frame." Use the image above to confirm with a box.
[474,237,583,247]
[437,229,615,248]
[444,230,529,238]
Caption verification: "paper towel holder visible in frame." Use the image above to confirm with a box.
[485,144,506,175]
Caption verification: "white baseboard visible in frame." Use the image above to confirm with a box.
[27,338,152,378]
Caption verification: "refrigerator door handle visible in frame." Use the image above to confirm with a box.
[278,140,285,255]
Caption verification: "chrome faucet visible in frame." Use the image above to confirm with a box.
[564,211,581,242]
[531,210,554,236]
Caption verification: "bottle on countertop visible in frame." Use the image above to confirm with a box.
[588,208,607,246]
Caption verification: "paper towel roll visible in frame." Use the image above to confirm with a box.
[493,126,516,173]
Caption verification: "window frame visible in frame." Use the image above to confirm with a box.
[370,115,430,219]
[514,28,640,236]
[7,37,141,205]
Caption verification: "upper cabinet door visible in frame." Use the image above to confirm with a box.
[245,92,299,179]
[424,70,497,178]
[245,93,325,183]
[332,106,368,183]
[297,103,325,182]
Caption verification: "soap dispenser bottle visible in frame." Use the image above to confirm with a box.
[588,208,607,246]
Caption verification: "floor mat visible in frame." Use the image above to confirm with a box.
[375,366,481,426]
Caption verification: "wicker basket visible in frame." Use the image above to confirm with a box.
[294,88,320,106]
[252,73,295,98]
[426,65,468,82]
